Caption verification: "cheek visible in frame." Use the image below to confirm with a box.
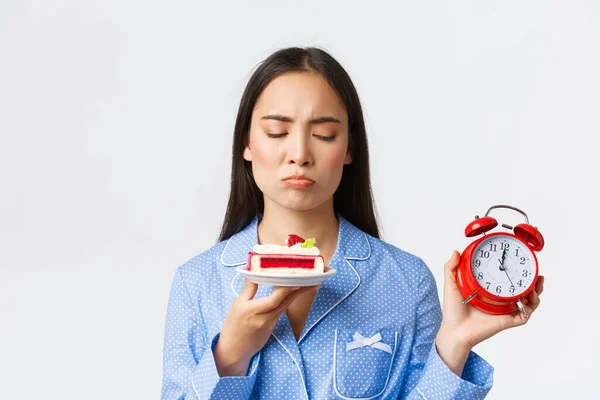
[321,146,349,169]
[250,139,279,168]
[248,136,283,193]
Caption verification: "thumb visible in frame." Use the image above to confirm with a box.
[239,278,258,301]
[444,250,461,279]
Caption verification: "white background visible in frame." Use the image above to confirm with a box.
[1,1,598,398]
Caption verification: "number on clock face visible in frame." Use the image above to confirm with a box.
[471,235,535,297]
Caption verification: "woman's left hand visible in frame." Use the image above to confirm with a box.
[435,250,545,375]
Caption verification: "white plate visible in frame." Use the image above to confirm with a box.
[235,265,337,287]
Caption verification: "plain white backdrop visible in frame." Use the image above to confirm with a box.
[1,0,599,398]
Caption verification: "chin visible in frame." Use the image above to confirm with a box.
[267,192,327,212]
[283,199,319,212]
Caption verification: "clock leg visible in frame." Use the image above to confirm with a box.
[462,291,478,305]
[516,299,529,318]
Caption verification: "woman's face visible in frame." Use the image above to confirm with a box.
[244,71,352,212]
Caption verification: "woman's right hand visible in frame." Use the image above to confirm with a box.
[213,279,319,377]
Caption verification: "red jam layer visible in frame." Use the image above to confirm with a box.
[247,252,322,270]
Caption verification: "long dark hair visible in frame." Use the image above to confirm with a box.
[218,47,380,242]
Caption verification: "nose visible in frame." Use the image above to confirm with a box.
[287,130,313,166]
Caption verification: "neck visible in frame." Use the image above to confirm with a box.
[257,197,339,256]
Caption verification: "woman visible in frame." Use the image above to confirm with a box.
[161,47,544,399]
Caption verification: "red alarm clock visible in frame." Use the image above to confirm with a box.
[456,205,544,318]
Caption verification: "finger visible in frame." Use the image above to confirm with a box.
[443,251,461,291]
[515,303,536,325]
[527,287,541,313]
[520,276,544,306]
[270,285,319,319]
[512,290,541,326]
[238,279,259,301]
[536,276,545,296]
[251,286,301,313]
[444,251,461,281]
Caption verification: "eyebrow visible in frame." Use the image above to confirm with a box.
[260,114,342,124]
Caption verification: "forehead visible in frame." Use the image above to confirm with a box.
[253,72,347,121]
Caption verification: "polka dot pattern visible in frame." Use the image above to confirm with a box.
[161,214,494,399]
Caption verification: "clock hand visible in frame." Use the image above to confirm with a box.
[498,248,529,318]
[499,248,507,271]
[499,248,515,286]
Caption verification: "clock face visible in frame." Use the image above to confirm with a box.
[471,235,536,297]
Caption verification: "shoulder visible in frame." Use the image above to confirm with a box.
[369,235,426,268]
[365,234,436,287]
[174,240,229,287]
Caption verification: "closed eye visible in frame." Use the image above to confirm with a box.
[314,134,336,141]
[266,132,287,138]
[266,132,336,141]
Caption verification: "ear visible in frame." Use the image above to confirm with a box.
[344,133,353,165]
[243,142,252,162]
[344,150,353,165]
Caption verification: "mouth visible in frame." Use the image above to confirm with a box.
[283,175,314,189]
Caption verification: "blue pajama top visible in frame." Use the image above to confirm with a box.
[161,214,494,399]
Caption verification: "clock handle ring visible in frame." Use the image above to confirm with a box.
[484,204,529,224]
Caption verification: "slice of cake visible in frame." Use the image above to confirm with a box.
[246,234,325,274]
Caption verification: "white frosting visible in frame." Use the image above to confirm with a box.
[252,243,320,256]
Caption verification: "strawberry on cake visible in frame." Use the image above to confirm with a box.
[246,234,325,274]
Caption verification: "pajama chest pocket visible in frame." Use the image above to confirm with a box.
[333,328,399,399]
